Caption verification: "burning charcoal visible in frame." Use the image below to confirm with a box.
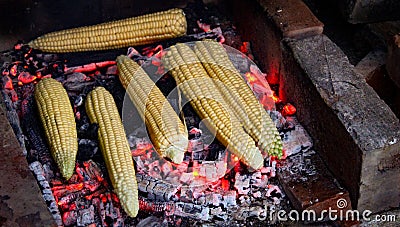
[188,138,204,153]
[2,75,14,90]
[180,172,194,185]
[63,72,94,92]
[63,210,78,226]
[253,191,262,198]
[76,205,95,226]
[138,197,174,215]
[99,193,124,226]
[210,207,228,221]
[234,173,250,195]
[174,202,210,221]
[79,123,99,140]
[105,65,117,75]
[29,161,63,226]
[136,216,162,227]
[136,173,180,202]
[77,139,99,160]
[73,94,84,108]
[161,162,173,176]
[238,195,251,206]
[1,90,26,154]
[266,185,283,201]
[223,191,237,207]
[233,206,263,221]
[148,160,162,179]
[21,95,54,166]
[269,110,286,130]
[281,118,313,157]
[249,171,264,187]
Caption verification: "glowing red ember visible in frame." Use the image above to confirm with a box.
[18,71,37,84]
[282,103,296,116]
[3,75,14,90]
[10,65,18,77]
[197,20,211,32]
[142,45,163,58]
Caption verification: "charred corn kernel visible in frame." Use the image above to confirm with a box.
[29,8,187,53]
[34,78,78,180]
[85,87,138,217]
[163,43,263,170]
[117,55,188,163]
[194,40,283,158]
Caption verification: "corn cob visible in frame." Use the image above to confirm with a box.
[116,55,188,163]
[85,87,139,217]
[194,40,283,157]
[163,43,264,170]
[34,78,78,180]
[28,8,187,53]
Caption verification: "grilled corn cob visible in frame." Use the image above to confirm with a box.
[194,40,283,157]
[34,78,78,180]
[85,87,138,217]
[163,43,264,170]
[117,55,188,163]
[28,8,187,53]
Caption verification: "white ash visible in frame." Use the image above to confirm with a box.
[281,116,313,157]
[77,205,95,227]
[29,161,63,226]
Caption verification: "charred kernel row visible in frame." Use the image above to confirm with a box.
[116,55,188,164]
[163,43,264,170]
[28,8,187,53]
[34,78,78,180]
[85,87,139,217]
[194,40,283,158]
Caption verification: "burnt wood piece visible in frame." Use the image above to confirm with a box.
[278,150,351,216]
[21,94,54,167]
[281,34,400,213]
[0,95,55,226]
[1,90,26,155]
[257,0,324,39]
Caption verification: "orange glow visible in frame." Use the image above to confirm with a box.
[18,72,37,84]
[221,179,230,191]
[234,156,239,162]
[10,65,17,77]
[197,20,211,32]
[193,170,199,177]
[143,45,163,58]
[10,90,18,102]
[245,72,257,83]
[131,143,153,156]
[14,43,23,50]
[4,76,13,90]
[270,91,281,103]
[282,103,296,116]
[267,65,280,85]
[24,48,33,58]
[66,183,84,191]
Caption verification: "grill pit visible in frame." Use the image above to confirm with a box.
[1,0,399,226]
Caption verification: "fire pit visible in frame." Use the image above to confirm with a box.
[1,0,399,226]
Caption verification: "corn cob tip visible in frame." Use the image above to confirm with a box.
[245,148,264,170]
[164,146,185,164]
[118,194,139,217]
